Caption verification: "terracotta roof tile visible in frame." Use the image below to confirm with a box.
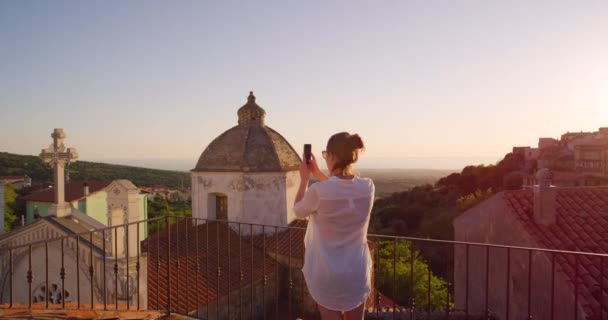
[21,181,110,203]
[377,290,403,309]
[0,175,30,181]
[503,187,608,318]
[249,219,308,260]
[144,220,277,314]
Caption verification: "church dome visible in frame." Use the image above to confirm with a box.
[193,92,301,172]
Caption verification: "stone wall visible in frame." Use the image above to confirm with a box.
[192,171,300,235]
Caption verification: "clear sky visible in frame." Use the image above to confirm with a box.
[1,1,607,170]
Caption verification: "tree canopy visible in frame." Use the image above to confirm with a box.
[147,195,192,234]
[3,184,17,232]
[376,240,451,309]
[0,152,189,189]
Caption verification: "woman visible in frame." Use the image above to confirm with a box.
[293,132,375,320]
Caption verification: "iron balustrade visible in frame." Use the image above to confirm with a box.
[0,215,605,320]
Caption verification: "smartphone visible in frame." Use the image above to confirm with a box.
[304,144,312,164]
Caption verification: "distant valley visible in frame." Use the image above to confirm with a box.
[357,168,455,197]
[1,152,452,195]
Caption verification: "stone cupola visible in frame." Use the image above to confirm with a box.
[237,91,266,126]
[193,92,300,173]
[191,92,302,233]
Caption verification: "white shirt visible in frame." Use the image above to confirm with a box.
[293,176,375,312]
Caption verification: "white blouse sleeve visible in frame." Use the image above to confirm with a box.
[293,183,320,219]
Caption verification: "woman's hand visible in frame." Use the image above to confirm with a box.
[309,154,328,182]
[299,155,312,183]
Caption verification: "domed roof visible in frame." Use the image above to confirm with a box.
[193,92,301,172]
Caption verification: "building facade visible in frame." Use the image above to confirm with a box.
[0,179,148,308]
[454,169,608,320]
[0,176,32,190]
[21,181,148,226]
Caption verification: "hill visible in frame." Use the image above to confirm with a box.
[369,151,530,284]
[357,168,455,198]
[0,152,189,189]
[1,152,453,194]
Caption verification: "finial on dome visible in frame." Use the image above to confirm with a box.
[238,91,266,126]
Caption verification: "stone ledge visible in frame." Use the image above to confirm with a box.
[0,303,165,320]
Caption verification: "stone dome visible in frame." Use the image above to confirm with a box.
[193,92,301,172]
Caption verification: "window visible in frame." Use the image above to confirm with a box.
[216,195,227,220]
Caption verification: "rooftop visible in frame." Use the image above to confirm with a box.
[0,175,30,181]
[504,187,608,317]
[20,180,110,203]
[145,220,277,313]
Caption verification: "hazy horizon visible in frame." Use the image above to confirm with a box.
[68,155,496,172]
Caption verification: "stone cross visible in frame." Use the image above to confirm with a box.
[40,128,78,217]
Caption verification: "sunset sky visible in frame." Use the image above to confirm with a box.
[1,1,607,170]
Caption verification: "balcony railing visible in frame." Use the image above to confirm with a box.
[0,215,606,320]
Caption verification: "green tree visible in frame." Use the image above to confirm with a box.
[146,195,192,235]
[457,188,494,211]
[3,184,17,232]
[147,195,171,234]
[376,241,452,309]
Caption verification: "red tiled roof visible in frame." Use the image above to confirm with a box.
[21,181,110,203]
[145,220,277,313]
[377,290,403,309]
[0,175,30,181]
[250,219,308,260]
[503,187,608,317]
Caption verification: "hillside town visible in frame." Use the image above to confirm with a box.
[513,127,608,186]
[0,93,606,319]
[1,2,607,319]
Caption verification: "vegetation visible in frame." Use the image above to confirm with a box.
[3,184,17,232]
[371,151,529,239]
[146,195,192,234]
[0,152,189,189]
[376,241,451,309]
[370,151,530,307]
[359,169,455,198]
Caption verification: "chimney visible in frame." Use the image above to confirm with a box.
[83,182,90,196]
[0,183,5,235]
[533,168,557,225]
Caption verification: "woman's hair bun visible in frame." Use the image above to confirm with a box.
[349,134,365,150]
[326,132,366,175]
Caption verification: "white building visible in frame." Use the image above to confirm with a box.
[0,179,147,308]
[191,92,302,234]
[0,130,148,308]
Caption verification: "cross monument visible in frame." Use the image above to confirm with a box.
[40,128,79,217]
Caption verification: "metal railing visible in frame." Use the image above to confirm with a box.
[0,215,606,320]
